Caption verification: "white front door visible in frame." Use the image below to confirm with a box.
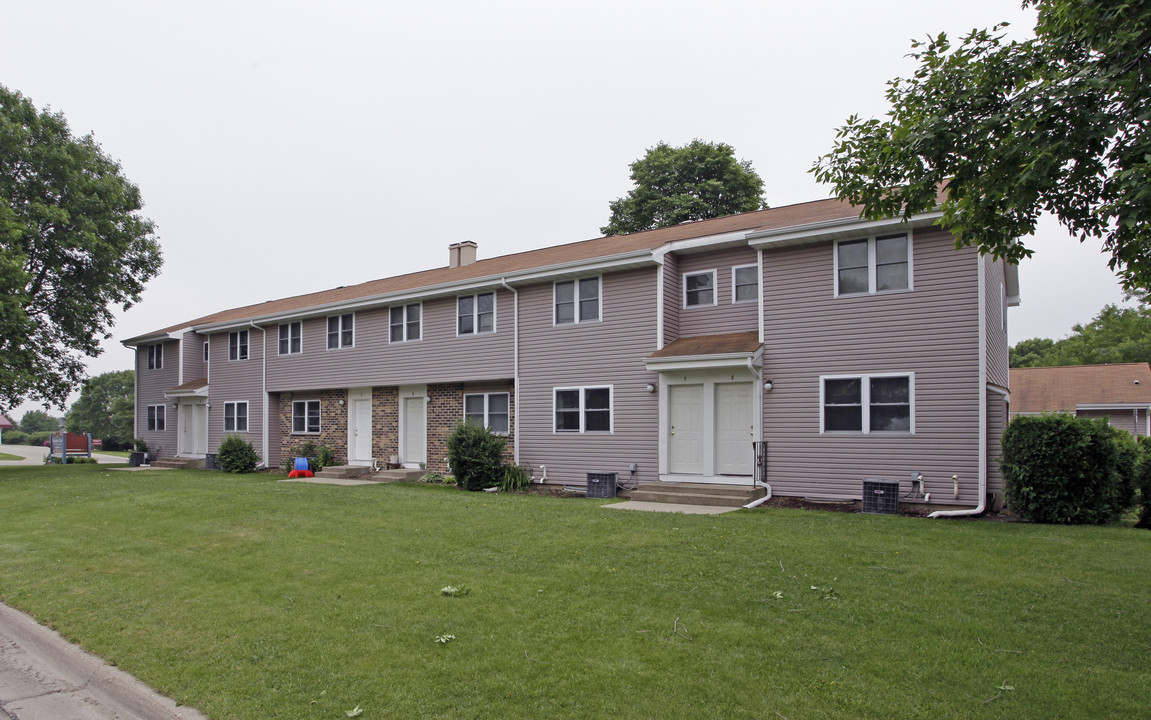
[669,384,704,474]
[180,400,207,457]
[715,382,754,475]
[402,396,427,467]
[349,398,373,466]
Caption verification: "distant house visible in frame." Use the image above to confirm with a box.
[1009,363,1151,436]
[0,414,12,443]
[123,195,1016,514]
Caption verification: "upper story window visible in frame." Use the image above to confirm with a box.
[821,373,913,434]
[203,342,209,363]
[683,270,717,307]
[292,400,320,434]
[390,304,421,342]
[458,293,495,335]
[224,401,249,433]
[733,265,759,303]
[279,321,302,355]
[147,343,164,370]
[835,233,911,297]
[146,404,166,431]
[228,331,248,361]
[464,392,510,434]
[327,314,354,349]
[555,276,600,324]
[554,386,612,433]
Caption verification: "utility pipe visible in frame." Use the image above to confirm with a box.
[250,321,269,469]
[500,278,520,466]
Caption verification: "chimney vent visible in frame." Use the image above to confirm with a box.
[449,241,478,268]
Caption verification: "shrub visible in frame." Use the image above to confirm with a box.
[1136,437,1151,530]
[2,430,29,445]
[1000,414,1130,524]
[499,464,530,492]
[218,434,259,474]
[26,431,52,447]
[133,438,149,452]
[317,444,335,469]
[445,422,506,491]
[44,456,97,464]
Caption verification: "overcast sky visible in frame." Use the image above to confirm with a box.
[3,0,1130,419]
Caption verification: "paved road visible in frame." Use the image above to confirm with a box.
[0,445,126,466]
[0,602,208,720]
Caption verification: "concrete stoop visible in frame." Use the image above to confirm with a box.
[629,482,765,508]
[369,468,427,482]
[148,457,205,470]
[313,465,375,480]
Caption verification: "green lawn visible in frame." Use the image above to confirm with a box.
[0,452,22,461]
[0,465,1147,719]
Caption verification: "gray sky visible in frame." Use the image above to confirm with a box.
[3,0,1129,419]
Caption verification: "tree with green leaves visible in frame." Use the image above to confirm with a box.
[1,85,161,409]
[601,140,767,236]
[1010,304,1151,367]
[19,409,58,433]
[66,369,134,448]
[812,1,1151,295]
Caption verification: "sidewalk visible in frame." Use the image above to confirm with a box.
[0,602,207,720]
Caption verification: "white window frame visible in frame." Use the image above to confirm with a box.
[292,399,321,434]
[553,276,602,325]
[228,331,249,361]
[457,292,496,336]
[147,343,163,370]
[552,385,613,434]
[146,404,166,431]
[223,401,249,433]
[683,269,718,308]
[389,303,422,343]
[463,392,510,435]
[732,264,759,304]
[278,321,303,355]
[327,313,354,350]
[833,233,913,297]
[819,373,915,434]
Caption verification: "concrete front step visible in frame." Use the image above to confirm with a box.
[313,465,375,480]
[370,468,427,482]
[149,457,205,470]
[631,482,765,508]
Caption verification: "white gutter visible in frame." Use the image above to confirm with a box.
[500,278,520,465]
[747,210,945,247]
[743,248,771,509]
[930,252,987,518]
[250,321,269,469]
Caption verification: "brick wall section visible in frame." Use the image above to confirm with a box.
[277,390,349,468]
[372,386,399,463]
[427,383,463,473]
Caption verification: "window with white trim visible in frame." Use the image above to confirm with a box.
[733,265,759,303]
[683,270,717,307]
[554,277,600,324]
[821,374,913,433]
[224,401,249,433]
[463,392,509,434]
[292,400,320,434]
[554,386,612,433]
[203,342,209,363]
[390,304,421,342]
[327,314,354,349]
[146,404,166,431]
[279,321,302,355]
[228,331,248,361]
[835,233,911,296]
[147,343,163,370]
[458,293,495,335]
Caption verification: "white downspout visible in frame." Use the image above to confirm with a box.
[250,321,269,469]
[930,252,987,518]
[757,247,765,344]
[500,278,520,465]
[743,248,771,509]
[133,347,139,440]
[652,249,666,350]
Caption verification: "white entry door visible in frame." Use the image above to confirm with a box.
[349,398,373,466]
[668,384,704,474]
[402,396,427,467]
[181,400,207,456]
[715,383,754,475]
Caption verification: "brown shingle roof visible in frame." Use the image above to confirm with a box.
[647,332,761,359]
[168,378,209,393]
[1010,364,1151,413]
[133,197,870,341]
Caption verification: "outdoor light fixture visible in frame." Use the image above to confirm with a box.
[338,399,345,405]
[645,383,656,393]
[763,379,774,391]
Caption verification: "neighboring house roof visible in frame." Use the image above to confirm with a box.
[1010,363,1151,413]
[0,415,13,430]
[124,197,915,345]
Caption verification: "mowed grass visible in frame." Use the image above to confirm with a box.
[0,452,22,461]
[0,465,1148,719]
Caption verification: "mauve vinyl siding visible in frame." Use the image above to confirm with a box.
[265,291,513,392]
[518,268,659,486]
[182,332,207,383]
[984,256,1009,389]
[661,254,679,346]
[207,331,264,457]
[760,230,983,503]
[136,341,178,456]
[987,389,1007,496]
[676,246,759,338]
[1080,408,1146,436]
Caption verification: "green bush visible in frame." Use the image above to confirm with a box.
[44,456,97,464]
[446,422,506,491]
[1000,414,1131,524]
[317,445,335,470]
[133,438,149,452]
[26,431,52,447]
[1136,437,1151,530]
[218,435,259,474]
[499,464,530,492]
[2,430,29,445]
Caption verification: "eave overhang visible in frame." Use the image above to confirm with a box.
[746,211,944,249]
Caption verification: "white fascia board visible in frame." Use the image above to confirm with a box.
[645,352,762,373]
[193,251,656,333]
[164,385,210,399]
[121,327,192,348]
[1076,403,1151,411]
[1005,262,1021,306]
[747,211,944,248]
[651,230,753,260]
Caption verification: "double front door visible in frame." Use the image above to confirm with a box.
[668,381,754,477]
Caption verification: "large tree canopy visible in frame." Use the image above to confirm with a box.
[19,409,59,433]
[0,86,161,408]
[1010,303,1151,367]
[812,0,1151,295]
[601,140,767,236]
[66,369,134,448]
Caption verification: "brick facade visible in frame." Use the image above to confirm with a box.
[278,390,349,468]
